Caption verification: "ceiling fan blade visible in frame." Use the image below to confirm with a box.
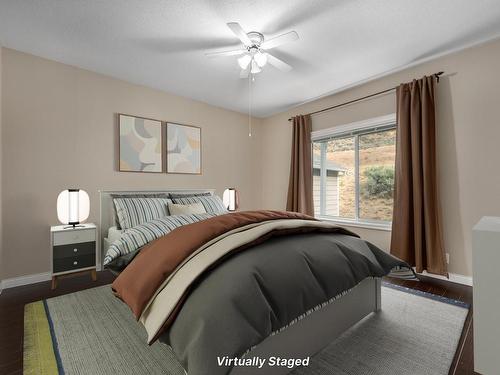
[227,22,252,46]
[240,68,249,79]
[266,53,293,72]
[261,31,299,50]
[205,49,246,58]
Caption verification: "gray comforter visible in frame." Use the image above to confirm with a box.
[159,232,409,375]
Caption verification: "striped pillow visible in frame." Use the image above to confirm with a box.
[172,195,228,214]
[113,197,172,230]
[104,213,216,266]
[111,193,169,229]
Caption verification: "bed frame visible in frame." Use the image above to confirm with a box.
[99,189,382,374]
[232,277,381,375]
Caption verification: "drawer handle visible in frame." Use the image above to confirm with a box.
[73,248,78,253]
[73,261,78,266]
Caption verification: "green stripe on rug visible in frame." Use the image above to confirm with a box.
[24,301,59,375]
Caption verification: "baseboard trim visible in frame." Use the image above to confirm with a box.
[1,272,52,290]
[417,270,473,287]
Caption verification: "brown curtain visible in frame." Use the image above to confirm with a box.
[390,76,447,276]
[286,115,314,216]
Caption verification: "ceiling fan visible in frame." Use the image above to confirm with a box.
[205,22,299,78]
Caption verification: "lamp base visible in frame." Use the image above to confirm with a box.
[63,223,85,229]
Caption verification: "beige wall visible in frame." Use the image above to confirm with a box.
[261,38,500,277]
[3,38,500,280]
[1,48,263,279]
[0,46,3,283]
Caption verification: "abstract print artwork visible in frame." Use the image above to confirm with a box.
[119,114,163,172]
[167,123,201,174]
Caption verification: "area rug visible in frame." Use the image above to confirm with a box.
[24,283,469,375]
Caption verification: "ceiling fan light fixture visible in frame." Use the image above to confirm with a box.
[238,54,252,70]
[250,59,261,74]
[254,51,267,67]
[205,22,298,76]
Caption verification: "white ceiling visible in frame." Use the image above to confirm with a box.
[1,0,500,117]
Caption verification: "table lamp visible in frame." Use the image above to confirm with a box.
[223,188,239,211]
[57,189,90,228]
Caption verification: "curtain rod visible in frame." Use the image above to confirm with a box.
[288,71,444,122]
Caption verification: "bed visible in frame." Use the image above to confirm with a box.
[99,189,409,375]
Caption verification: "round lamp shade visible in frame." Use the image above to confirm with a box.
[223,188,239,211]
[57,189,90,226]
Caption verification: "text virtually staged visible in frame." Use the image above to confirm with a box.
[217,356,311,370]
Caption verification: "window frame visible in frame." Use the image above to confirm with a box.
[311,114,396,231]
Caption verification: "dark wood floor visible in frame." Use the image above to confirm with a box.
[0,271,475,375]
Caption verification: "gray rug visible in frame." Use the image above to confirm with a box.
[292,284,469,375]
[45,285,185,375]
[42,283,468,375]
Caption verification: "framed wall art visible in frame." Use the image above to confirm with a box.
[166,122,202,174]
[118,114,163,173]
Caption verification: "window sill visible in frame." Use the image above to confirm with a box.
[316,216,392,232]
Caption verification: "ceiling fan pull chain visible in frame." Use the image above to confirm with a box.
[248,72,252,137]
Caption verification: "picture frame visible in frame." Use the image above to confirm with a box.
[166,122,202,174]
[118,113,163,173]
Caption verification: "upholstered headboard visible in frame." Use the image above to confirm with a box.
[98,189,215,270]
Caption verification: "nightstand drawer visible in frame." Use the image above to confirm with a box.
[53,241,95,259]
[53,254,95,273]
[53,229,96,246]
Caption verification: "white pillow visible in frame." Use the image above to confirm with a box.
[171,195,228,214]
[168,202,207,216]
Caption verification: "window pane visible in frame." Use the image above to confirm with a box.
[312,142,322,216]
[359,129,396,221]
[327,136,355,218]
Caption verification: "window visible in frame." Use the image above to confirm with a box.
[312,115,396,228]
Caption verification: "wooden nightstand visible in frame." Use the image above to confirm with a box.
[50,223,97,290]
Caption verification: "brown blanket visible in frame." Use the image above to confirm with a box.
[112,210,317,318]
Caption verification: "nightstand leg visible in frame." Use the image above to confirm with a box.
[51,276,57,290]
[91,269,97,282]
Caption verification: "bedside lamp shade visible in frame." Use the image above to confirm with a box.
[223,188,239,211]
[57,189,90,227]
